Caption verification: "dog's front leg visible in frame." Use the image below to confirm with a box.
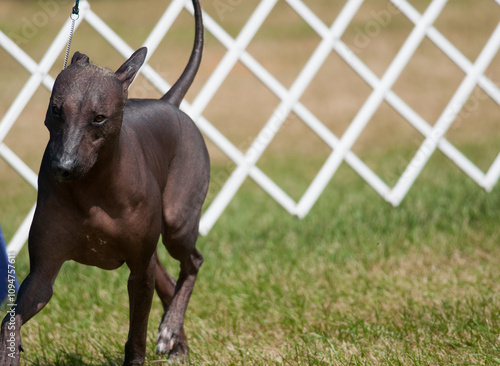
[0,261,63,366]
[123,255,156,366]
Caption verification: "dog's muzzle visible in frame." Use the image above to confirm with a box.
[51,158,78,182]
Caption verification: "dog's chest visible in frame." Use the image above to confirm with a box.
[71,203,160,269]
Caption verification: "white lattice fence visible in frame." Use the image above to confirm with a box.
[1,0,499,255]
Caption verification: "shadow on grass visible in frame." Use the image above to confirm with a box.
[25,351,124,366]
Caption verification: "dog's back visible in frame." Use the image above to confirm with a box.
[123,98,209,193]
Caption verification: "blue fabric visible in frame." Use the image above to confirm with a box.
[0,226,18,303]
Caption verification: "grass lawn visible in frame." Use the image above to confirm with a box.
[0,0,499,364]
[2,151,499,365]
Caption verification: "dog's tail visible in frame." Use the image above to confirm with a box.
[161,0,203,107]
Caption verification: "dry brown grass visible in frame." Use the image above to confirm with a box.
[1,0,499,166]
[0,0,499,247]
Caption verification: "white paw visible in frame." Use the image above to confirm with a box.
[156,326,177,355]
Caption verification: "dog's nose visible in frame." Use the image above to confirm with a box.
[51,159,76,181]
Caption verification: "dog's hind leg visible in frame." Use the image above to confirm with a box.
[155,140,209,360]
[155,225,204,360]
[154,254,189,356]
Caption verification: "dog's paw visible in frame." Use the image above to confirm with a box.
[0,327,22,366]
[156,326,188,362]
[156,326,178,355]
[168,341,189,364]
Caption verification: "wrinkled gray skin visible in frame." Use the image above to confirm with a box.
[0,0,208,364]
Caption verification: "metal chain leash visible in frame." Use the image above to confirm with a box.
[63,0,80,70]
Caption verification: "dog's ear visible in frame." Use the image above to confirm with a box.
[115,47,147,93]
[71,51,89,65]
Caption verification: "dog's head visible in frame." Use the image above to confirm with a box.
[45,47,147,182]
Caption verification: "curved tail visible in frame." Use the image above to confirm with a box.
[161,0,203,107]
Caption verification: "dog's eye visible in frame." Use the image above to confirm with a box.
[93,115,107,124]
[52,105,62,116]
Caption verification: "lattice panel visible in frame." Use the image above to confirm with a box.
[1,0,499,255]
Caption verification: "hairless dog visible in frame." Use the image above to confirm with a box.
[0,0,208,364]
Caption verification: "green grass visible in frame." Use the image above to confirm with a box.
[2,149,500,365]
